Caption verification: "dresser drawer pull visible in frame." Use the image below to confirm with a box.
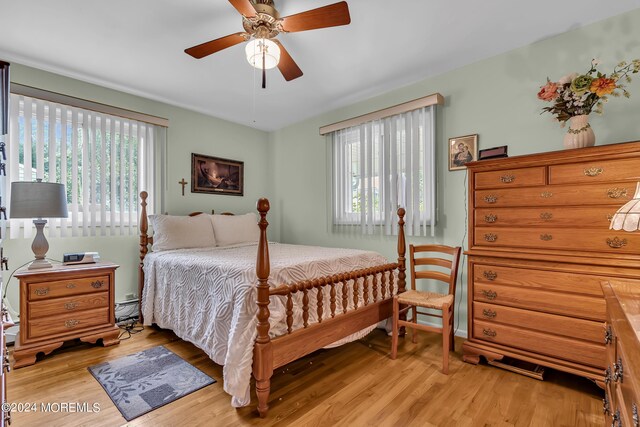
[603,393,611,415]
[482,309,497,319]
[482,328,497,338]
[483,195,498,204]
[484,233,498,242]
[540,192,553,198]
[64,302,78,311]
[607,237,627,249]
[484,214,497,223]
[34,287,49,296]
[91,280,105,289]
[3,352,10,373]
[604,366,612,385]
[612,409,621,427]
[500,174,515,183]
[65,319,80,329]
[66,283,76,289]
[584,167,603,177]
[3,409,10,425]
[539,212,553,220]
[540,234,553,241]
[483,270,497,281]
[481,290,497,300]
[605,325,613,345]
[607,188,628,199]
[632,403,638,427]
[613,357,624,383]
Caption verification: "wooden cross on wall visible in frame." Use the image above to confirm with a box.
[178,178,188,196]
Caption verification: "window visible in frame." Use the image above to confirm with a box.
[7,94,160,238]
[331,106,435,236]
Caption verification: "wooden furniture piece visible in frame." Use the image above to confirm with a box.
[138,192,407,417]
[602,280,640,427]
[1,279,13,426]
[13,262,120,368]
[463,141,640,384]
[390,244,461,374]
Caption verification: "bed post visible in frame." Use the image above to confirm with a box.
[138,191,149,324]
[254,198,273,418]
[397,207,406,294]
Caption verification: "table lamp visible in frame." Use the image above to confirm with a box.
[610,182,640,232]
[10,179,68,269]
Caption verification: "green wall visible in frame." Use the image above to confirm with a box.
[268,9,640,337]
[3,63,270,318]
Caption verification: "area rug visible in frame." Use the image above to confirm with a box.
[88,345,215,421]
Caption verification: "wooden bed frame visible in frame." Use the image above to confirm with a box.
[137,191,407,417]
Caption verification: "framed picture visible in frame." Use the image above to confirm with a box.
[191,153,244,196]
[448,134,478,171]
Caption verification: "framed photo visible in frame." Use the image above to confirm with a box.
[448,134,478,171]
[191,153,244,196]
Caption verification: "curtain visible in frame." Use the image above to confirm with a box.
[0,61,8,136]
[331,106,436,237]
[7,94,162,238]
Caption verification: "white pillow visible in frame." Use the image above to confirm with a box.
[210,213,260,247]
[149,214,216,251]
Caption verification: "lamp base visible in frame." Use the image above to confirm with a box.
[28,258,53,270]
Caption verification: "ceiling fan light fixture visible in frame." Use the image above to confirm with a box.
[245,38,280,70]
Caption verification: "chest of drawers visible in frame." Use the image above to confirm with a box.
[463,141,640,384]
[13,262,120,368]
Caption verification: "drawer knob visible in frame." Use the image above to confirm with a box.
[613,357,624,383]
[482,309,497,319]
[482,328,497,338]
[607,237,628,249]
[500,174,515,183]
[540,234,553,241]
[484,214,497,223]
[64,302,78,311]
[632,403,638,427]
[484,233,498,242]
[483,195,498,204]
[605,325,613,345]
[66,283,76,289]
[540,192,553,198]
[604,366,612,385]
[65,319,79,328]
[607,188,628,199]
[539,212,553,221]
[613,409,621,427]
[483,271,497,281]
[603,393,611,415]
[34,287,49,296]
[91,280,104,289]
[481,290,497,300]
[584,167,603,177]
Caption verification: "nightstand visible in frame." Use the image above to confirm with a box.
[13,262,120,368]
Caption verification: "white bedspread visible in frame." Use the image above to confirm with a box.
[142,242,391,407]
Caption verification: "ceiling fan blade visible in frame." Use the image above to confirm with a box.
[273,40,303,81]
[279,1,351,33]
[228,0,256,18]
[185,32,248,59]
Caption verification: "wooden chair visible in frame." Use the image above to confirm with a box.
[390,244,461,374]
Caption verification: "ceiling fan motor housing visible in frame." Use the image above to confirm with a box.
[243,1,281,39]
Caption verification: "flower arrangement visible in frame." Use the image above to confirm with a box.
[538,59,640,122]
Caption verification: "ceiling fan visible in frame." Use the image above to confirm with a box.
[185,0,351,86]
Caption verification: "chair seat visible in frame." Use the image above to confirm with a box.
[396,289,453,309]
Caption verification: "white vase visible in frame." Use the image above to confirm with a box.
[563,114,595,149]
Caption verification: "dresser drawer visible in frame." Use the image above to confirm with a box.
[474,167,546,189]
[27,275,109,300]
[473,320,606,368]
[474,302,604,343]
[549,158,640,185]
[27,307,110,340]
[474,283,605,321]
[475,182,634,208]
[474,227,640,254]
[475,206,616,228]
[28,292,110,319]
[616,336,640,427]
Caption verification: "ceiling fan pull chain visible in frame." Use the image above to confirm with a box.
[262,49,267,89]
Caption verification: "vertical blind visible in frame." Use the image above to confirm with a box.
[7,93,158,238]
[0,62,8,136]
[331,106,436,237]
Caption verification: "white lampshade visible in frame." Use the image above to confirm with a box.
[245,38,280,70]
[610,182,640,232]
[10,180,68,219]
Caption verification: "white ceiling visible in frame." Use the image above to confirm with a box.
[1,1,639,131]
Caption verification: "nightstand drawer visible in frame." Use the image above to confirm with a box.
[28,275,109,300]
[28,292,110,319]
[28,307,110,340]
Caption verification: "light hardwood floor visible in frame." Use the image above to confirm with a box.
[7,326,604,426]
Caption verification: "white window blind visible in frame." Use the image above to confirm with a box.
[7,94,159,238]
[331,105,436,237]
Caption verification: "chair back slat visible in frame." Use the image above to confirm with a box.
[413,257,451,269]
[414,270,452,283]
[412,244,459,256]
